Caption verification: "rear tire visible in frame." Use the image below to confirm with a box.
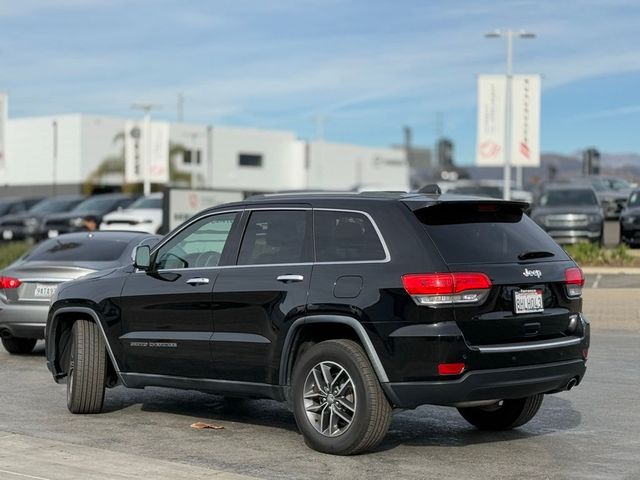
[292,339,392,455]
[66,320,107,414]
[457,394,544,430]
[1,337,37,354]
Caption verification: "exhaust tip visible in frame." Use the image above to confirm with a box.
[566,378,578,391]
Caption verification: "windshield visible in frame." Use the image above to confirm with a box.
[129,196,162,209]
[0,202,12,216]
[540,189,598,207]
[25,237,130,262]
[72,196,121,213]
[629,192,640,208]
[610,179,631,191]
[29,198,82,214]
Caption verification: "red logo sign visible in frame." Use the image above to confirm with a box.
[478,142,502,158]
[519,142,530,159]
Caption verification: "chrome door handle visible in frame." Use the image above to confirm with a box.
[276,274,304,283]
[186,277,210,286]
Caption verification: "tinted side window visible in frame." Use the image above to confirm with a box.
[155,212,239,269]
[314,210,386,262]
[238,210,310,265]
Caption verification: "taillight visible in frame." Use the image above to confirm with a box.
[565,267,584,298]
[402,272,492,306]
[0,276,22,289]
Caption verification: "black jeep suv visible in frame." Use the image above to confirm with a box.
[45,192,589,455]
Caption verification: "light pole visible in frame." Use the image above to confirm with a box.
[485,29,535,200]
[131,104,161,195]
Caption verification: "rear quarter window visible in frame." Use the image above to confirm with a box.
[314,210,386,262]
[416,203,569,265]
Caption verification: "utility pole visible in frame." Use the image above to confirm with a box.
[485,29,535,199]
[131,103,161,195]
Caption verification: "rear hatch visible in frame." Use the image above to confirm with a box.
[413,201,581,346]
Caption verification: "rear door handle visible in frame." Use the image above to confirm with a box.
[276,274,304,283]
[186,277,210,286]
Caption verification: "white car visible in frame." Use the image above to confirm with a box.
[99,193,163,234]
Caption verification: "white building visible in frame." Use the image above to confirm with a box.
[0,113,408,196]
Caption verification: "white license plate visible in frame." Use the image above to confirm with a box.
[514,289,544,314]
[47,230,59,238]
[34,284,57,298]
[2,230,13,240]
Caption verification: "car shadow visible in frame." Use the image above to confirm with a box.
[372,394,581,453]
[102,387,300,433]
[102,386,581,448]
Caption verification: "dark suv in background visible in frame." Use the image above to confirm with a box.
[620,189,640,247]
[531,184,604,245]
[45,192,589,455]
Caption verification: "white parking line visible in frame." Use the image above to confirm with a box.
[0,469,52,480]
[592,273,602,289]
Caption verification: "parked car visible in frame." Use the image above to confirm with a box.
[0,197,45,238]
[100,193,163,234]
[0,231,160,354]
[45,191,589,455]
[569,176,628,219]
[41,193,137,239]
[620,189,640,247]
[0,195,85,242]
[531,184,604,245]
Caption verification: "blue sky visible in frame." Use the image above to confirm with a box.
[1,0,640,164]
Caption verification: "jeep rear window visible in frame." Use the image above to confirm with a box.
[416,203,568,265]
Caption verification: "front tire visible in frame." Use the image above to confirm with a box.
[1,337,37,354]
[66,320,107,414]
[457,394,544,430]
[291,339,392,455]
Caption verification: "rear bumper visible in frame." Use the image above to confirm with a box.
[0,302,48,339]
[385,359,586,408]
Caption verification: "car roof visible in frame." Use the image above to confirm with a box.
[44,231,154,243]
[202,191,528,214]
[541,183,597,191]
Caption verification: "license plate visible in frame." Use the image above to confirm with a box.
[34,284,57,298]
[47,230,59,238]
[514,289,544,314]
[2,230,13,240]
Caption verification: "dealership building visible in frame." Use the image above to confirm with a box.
[0,113,409,197]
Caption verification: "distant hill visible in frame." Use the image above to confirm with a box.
[464,153,640,185]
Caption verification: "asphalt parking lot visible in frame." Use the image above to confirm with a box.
[0,312,638,479]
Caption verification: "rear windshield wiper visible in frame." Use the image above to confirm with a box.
[518,250,555,261]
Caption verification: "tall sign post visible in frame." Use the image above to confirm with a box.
[481,30,536,199]
[0,93,7,177]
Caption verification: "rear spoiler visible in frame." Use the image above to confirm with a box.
[402,198,530,212]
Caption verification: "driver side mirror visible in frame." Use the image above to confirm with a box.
[134,245,151,270]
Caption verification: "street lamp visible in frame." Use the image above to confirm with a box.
[484,29,536,200]
[131,103,161,195]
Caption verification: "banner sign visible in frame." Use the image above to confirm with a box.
[125,121,170,184]
[164,188,244,231]
[0,93,7,174]
[476,74,540,167]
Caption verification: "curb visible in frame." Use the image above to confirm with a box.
[581,267,640,274]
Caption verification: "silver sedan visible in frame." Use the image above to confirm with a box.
[0,231,159,354]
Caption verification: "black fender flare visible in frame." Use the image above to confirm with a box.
[278,315,390,386]
[48,306,123,383]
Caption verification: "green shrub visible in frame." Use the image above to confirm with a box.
[0,241,31,270]
[564,243,638,267]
